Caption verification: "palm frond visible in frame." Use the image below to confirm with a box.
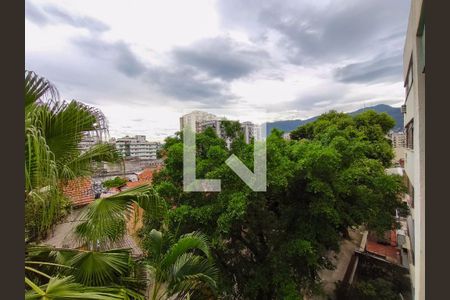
[75,185,167,245]
[25,125,58,192]
[167,253,218,296]
[25,70,59,109]
[61,143,120,181]
[25,276,130,300]
[75,197,130,245]
[41,100,107,166]
[161,232,211,268]
[146,229,164,261]
[67,249,132,286]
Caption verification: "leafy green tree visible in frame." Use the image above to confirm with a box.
[151,111,405,298]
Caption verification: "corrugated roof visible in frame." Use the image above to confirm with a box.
[366,230,401,264]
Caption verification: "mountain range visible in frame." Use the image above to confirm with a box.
[265,104,404,133]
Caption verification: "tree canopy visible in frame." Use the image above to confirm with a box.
[150,110,406,299]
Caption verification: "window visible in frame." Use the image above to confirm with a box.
[405,119,414,149]
[405,57,413,97]
[418,26,425,73]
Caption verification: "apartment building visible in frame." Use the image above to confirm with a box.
[179,111,217,132]
[180,111,262,144]
[402,0,425,299]
[241,121,262,144]
[390,132,406,148]
[114,135,161,160]
[389,132,407,164]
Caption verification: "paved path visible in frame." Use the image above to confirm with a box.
[43,208,86,248]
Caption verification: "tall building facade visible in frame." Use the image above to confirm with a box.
[179,111,217,132]
[180,111,262,144]
[390,132,406,148]
[114,135,161,160]
[402,0,425,299]
[389,132,407,164]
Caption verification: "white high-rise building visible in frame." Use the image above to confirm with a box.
[241,121,262,143]
[402,0,425,299]
[180,111,261,144]
[390,132,406,149]
[113,135,161,160]
[179,111,217,132]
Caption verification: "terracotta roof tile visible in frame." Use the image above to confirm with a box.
[62,177,94,207]
[137,168,154,182]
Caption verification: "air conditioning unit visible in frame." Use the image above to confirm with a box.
[401,105,407,114]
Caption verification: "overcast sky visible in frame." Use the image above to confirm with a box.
[26,0,410,141]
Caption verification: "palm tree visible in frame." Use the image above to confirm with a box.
[24,71,219,299]
[25,70,120,240]
[144,229,219,300]
[24,70,158,299]
[24,183,168,299]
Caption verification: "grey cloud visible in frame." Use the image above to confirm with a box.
[25,1,49,25]
[172,37,270,80]
[72,37,146,77]
[217,0,408,65]
[334,54,403,84]
[72,37,234,105]
[145,66,235,104]
[290,89,350,112]
[25,1,109,32]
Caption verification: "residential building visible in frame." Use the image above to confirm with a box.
[113,135,161,160]
[389,132,407,164]
[241,121,262,144]
[197,119,223,137]
[390,132,406,148]
[181,111,262,144]
[198,118,261,144]
[402,0,425,299]
[179,111,217,131]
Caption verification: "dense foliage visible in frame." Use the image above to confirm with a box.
[150,110,406,299]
